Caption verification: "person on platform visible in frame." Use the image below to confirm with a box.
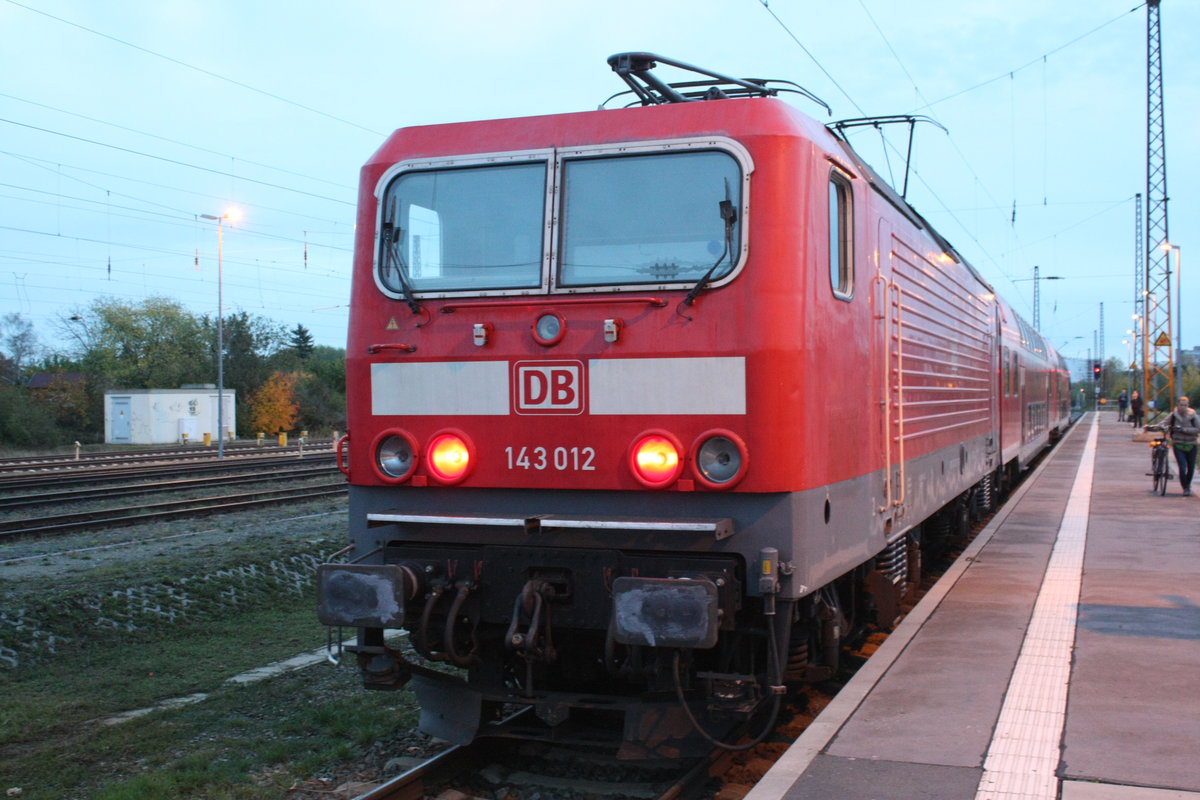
[1118,390,1129,422]
[1129,391,1144,428]
[1166,396,1199,496]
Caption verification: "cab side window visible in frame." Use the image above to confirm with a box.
[829,171,854,300]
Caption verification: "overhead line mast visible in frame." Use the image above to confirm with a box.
[1143,0,1172,414]
[1133,193,1144,392]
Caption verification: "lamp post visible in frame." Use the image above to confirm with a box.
[1131,312,1143,400]
[1161,243,1182,397]
[201,210,238,458]
[1125,331,1135,398]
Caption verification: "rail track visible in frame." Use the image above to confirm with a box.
[0,439,334,473]
[0,451,336,492]
[0,482,347,541]
[345,735,720,800]
[0,464,338,512]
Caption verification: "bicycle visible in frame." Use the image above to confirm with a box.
[1146,424,1173,495]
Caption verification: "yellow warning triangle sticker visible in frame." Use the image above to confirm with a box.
[1154,331,1171,346]
[386,317,400,330]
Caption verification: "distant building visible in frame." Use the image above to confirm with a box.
[104,387,235,445]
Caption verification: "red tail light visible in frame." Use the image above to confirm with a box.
[629,432,683,488]
[426,432,473,484]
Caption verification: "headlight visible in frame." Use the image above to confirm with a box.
[532,312,566,346]
[375,431,417,481]
[692,431,748,489]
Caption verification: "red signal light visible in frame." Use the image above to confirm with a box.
[426,432,472,484]
[629,433,683,488]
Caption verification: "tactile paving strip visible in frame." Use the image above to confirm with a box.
[975,416,1098,799]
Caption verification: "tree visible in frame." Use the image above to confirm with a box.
[0,384,59,449]
[211,311,288,436]
[65,297,209,390]
[288,324,315,360]
[293,348,346,434]
[49,297,296,440]
[247,371,300,434]
[31,374,92,433]
[1,313,40,386]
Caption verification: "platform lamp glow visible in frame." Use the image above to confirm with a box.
[200,209,241,458]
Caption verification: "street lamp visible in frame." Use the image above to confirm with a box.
[200,209,240,458]
[1161,243,1182,396]
[1131,312,1143,400]
[1125,330,1135,397]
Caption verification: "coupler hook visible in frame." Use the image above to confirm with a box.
[505,580,557,662]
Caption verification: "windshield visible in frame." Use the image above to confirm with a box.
[374,146,745,297]
[378,162,546,294]
[559,151,741,287]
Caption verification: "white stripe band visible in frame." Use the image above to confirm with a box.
[371,361,509,416]
[370,357,747,417]
[588,357,745,415]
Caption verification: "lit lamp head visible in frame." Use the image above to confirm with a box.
[201,208,242,224]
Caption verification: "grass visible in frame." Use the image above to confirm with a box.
[0,503,427,799]
[0,594,421,800]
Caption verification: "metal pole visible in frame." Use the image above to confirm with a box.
[1145,0,1171,413]
[1175,246,1182,397]
[217,217,225,460]
[202,211,233,459]
[1033,265,1041,330]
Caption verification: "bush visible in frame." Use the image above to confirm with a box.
[0,385,64,449]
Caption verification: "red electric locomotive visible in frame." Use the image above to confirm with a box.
[319,54,1070,756]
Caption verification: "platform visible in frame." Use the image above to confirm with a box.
[748,412,1200,800]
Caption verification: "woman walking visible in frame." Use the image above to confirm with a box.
[1129,391,1145,429]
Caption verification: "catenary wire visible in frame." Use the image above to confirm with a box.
[0,90,356,192]
[0,117,354,206]
[2,0,385,138]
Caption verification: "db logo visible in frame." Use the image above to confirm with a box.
[513,361,585,415]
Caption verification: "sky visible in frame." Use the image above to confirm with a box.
[1,0,1197,373]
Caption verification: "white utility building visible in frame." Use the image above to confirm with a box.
[104,386,236,445]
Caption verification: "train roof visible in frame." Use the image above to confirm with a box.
[367,54,991,294]
[362,53,1030,348]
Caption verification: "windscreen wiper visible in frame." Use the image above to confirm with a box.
[682,183,738,310]
[380,200,422,315]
